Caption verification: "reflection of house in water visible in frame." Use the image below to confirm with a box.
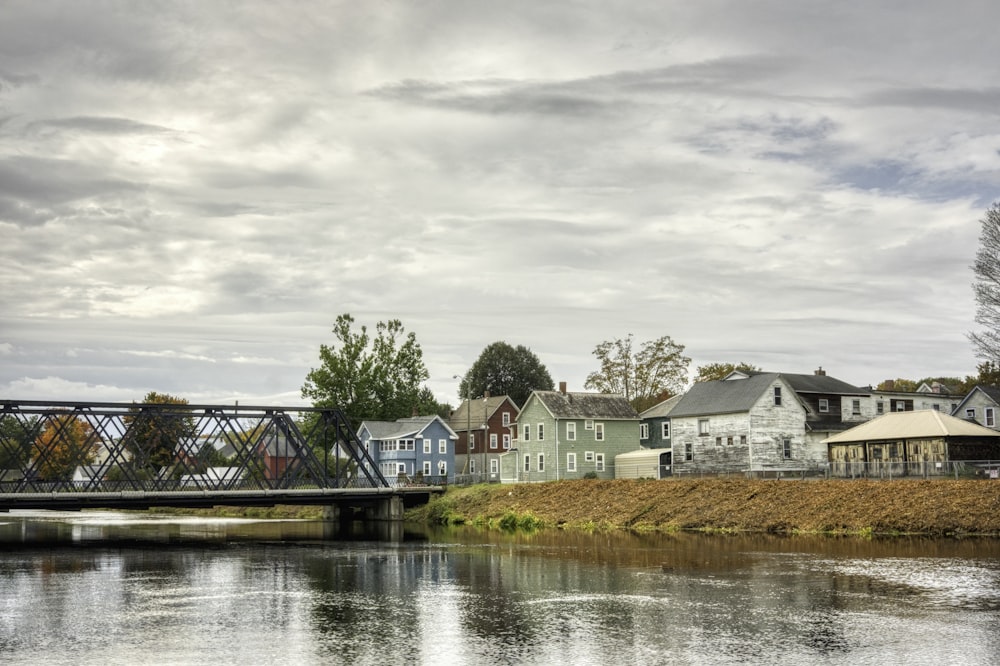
[824,410,1000,477]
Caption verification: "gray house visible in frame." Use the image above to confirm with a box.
[668,373,814,474]
[638,394,682,450]
[952,385,1000,429]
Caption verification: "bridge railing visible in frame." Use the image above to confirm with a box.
[0,400,390,494]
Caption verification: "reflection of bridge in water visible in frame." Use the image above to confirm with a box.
[0,400,439,519]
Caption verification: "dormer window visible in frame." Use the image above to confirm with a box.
[773,386,782,406]
[818,398,829,413]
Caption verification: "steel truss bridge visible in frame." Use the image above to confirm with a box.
[0,400,439,516]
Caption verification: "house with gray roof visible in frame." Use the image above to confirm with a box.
[668,373,813,474]
[638,394,682,451]
[357,415,458,485]
[500,383,639,483]
[950,385,1000,429]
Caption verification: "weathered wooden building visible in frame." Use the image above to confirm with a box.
[824,410,1000,477]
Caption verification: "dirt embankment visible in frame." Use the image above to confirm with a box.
[407,478,1000,536]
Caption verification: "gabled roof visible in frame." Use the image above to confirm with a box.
[639,394,683,419]
[823,410,1000,444]
[669,373,786,417]
[358,415,458,441]
[528,391,638,420]
[449,395,518,431]
[953,385,1000,414]
[778,372,869,396]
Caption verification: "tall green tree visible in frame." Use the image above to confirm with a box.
[0,415,38,470]
[301,314,430,425]
[971,202,1000,363]
[459,341,554,407]
[693,362,762,383]
[123,392,196,471]
[584,333,690,412]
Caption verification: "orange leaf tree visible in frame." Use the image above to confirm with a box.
[32,413,99,481]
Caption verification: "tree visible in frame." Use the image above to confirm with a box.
[32,413,98,481]
[584,333,690,412]
[971,203,1000,362]
[123,392,196,471]
[693,362,762,383]
[876,378,920,392]
[301,314,431,425]
[458,341,554,407]
[0,415,38,470]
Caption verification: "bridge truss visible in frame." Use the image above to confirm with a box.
[0,400,390,499]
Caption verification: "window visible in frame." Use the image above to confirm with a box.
[524,455,530,472]
[640,423,649,440]
[566,422,576,440]
[661,422,670,439]
[895,401,905,412]
[423,439,431,454]
[877,401,884,415]
[502,434,511,449]
[438,461,447,476]
[490,433,498,449]
[782,438,792,459]
[397,462,407,475]
[584,420,594,430]
[537,423,544,441]
[818,398,829,413]
[423,461,431,475]
[469,459,476,474]
[490,459,499,475]
[727,436,734,446]
[716,436,722,446]
[773,386,782,406]
[585,451,595,462]
[538,453,545,472]
[685,442,693,461]
[967,408,976,419]
[852,399,861,416]
[502,412,510,426]
[698,419,710,436]
[740,435,747,446]
[567,452,576,472]
[987,408,996,427]
[439,439,447,454]
[595,453,605,472]
[523,424,530,442]
[469,432,475,450]
[932,404,941,411]
[595,423,605,441]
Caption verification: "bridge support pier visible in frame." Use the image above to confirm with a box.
[321,504,341,522]
[365,495,404,522]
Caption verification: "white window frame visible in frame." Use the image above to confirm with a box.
[469,458,476,474]
[567,452,576,472]
[490,458,499,475]
[640,423,649,440]
[538,453,545,472]
[782,439,792,459]
[595,423,604,441]
[698,419,710,436]
[877,401,884,415]
[987,407,996,427]
[566,422,576,440]
[967,408,977,419]
[595,453,605,472]
[585,451,595,462]
[523,424,530,442]
[852,399,861,415]
[584,420,594,430]
[423,461,431,475]
[524,455,530,472]
[537,423,544,441]
[818,398,829,413]
[439,438,447,454]
[773,386,782,406]
[438,461,447,476]
[490,433,498,449]
[503,434,511,449]
[423,439,431,454]
[661,422,670,439]
[502,412,510,427]
[397,462,407,475]
[468,432,475,450]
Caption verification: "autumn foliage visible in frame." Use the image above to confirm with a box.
[32,413,99,481]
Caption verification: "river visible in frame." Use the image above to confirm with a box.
[1,511,999,665]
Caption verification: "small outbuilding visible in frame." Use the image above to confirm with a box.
[823,410,1000,477]
[614,448,672,479]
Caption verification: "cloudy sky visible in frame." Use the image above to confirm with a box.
[2,2,999,407]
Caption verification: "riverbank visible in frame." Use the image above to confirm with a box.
[405,478,1000,536]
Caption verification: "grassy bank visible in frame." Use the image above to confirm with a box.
[405,478,1000,536]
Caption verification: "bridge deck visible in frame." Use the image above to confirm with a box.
[0,486,442,512]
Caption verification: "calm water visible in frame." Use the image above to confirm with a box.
[1,512,999,665]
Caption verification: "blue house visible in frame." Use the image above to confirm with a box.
[357,415,458,484]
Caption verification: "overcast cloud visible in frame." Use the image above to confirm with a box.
[2,1,999,406]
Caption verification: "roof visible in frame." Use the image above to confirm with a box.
[823,410,1000,444]
[359,415,457,441]
[530,391,638,420]
[669,373,785,417]
[449,395,518,431]
[615,448,671,463]
[639,394,683,419]
[777,372,869,396]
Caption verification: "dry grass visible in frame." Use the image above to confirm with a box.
[409,478,1000,536]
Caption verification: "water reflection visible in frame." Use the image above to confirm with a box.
[1,512,999,665]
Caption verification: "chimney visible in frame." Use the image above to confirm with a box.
[484,390,491,399]
[814,367,826,376]
[884,379,895,390]
[559,381,567,394]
